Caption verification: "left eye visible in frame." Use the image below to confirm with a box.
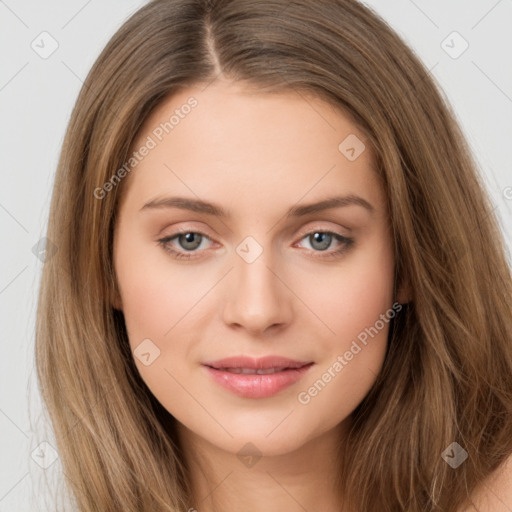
[157,230,353,260]
[296,231,350,252]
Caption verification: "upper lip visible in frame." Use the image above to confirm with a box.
[203,356,313,370]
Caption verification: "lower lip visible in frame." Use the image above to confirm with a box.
[203,363,314,398]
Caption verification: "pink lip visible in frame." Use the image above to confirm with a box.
[202,355,314,398]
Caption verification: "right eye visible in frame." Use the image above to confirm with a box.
[157,230,215,260]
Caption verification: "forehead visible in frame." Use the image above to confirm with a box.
[119,80,383,217]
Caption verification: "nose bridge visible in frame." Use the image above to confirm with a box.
[222,235,292,333]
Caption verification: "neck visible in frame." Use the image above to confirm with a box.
[176,419,353,512]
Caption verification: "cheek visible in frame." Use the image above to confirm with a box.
[295,233,395,347]
[115,233,203,346]
[114,238,205,411]
[293,237,395,412]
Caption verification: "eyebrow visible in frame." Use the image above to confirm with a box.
[140,194,375,218]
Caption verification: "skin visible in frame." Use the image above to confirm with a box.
[113,79,410,512]
[462,456,512,511]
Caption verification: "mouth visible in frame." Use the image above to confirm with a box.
[208,366,304,375]
[202,356,314,398]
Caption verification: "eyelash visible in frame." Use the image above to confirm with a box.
[157,227,354,261]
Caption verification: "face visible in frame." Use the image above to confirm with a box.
[113,80,398,458]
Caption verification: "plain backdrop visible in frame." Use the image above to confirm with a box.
[1,0,511,510]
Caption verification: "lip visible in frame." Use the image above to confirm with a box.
[202,356,314,398]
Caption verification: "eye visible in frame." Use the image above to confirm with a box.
[157,230,214,260]
[295,231,354,260]
[157,229,354,261]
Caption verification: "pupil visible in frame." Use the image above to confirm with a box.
[312,232,330,251]
[180,233,201,250]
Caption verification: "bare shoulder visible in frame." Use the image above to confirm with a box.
[458,453,512,512]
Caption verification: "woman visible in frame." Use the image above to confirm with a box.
[35,0,512,510]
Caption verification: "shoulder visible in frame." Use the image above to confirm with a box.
[459,454,512,511]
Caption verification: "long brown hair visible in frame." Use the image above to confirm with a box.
[35,0,512,510]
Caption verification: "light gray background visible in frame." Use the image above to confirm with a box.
[1,0,511,510]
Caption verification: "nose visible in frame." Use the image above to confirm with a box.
[222,247,293,335]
